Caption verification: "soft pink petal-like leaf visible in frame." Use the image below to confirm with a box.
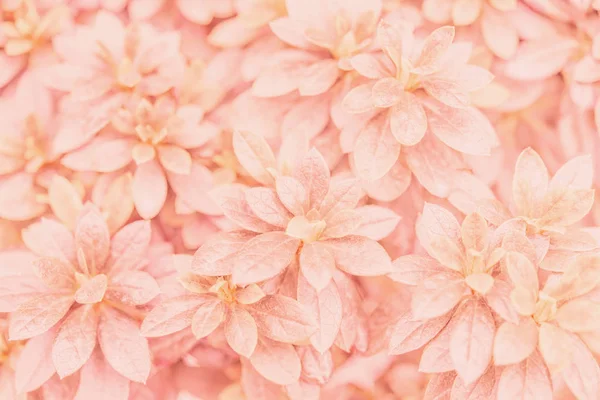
[450,365,495,400]
[48,176,84,230]
[322,209,362,239]
[300,241,335,291]
[504,37,578,80]
[98,308,151,383]
[157,144,192,175]
[191,297,224,339]
[493,318,538,366]
[210,184,277,232]
[52,305,98,378]
[450,297,495,384]
[298,59,339,96]
[550,155,593,191]
[353,113,401,181]
[106,220,151,273]
[497,351,552,400]
[75,206,110,274]
[411,272,466,319]
[233,130,277,185]
[141,294,209,337]
[105,271,160,306]
[413,26,455,74]
[318,178,363,219]
[248,294,317,343]
[485,276,520,324]
[297,275,342,353]
[505,251,539,293]
[481,8,519,60]
[425,103,498,156]
[460,212,488,252]
[22,218,76,266]
[420,322,455,373]
[562,336,600,400]
[245,187,292,227]
[192,231,255,276]
[343,83,375,113]
[14,329,57,393]
[224,305,258,358]
[389,255,447,286]
[423,371,456,400]
[364,158,412,202]
[389,91,427,146]
[371,78,403,108]
[350,53,391,79]
[292,148,330,208]
[250,338,301,385]
[389,309,452,355]
[353,205,400,240]
[9,294,74,340]
[325,235,392,276]
[275,176,308,216]
[132,160,167,219]
[555,299,600,332]
[74,349,129,400]
[61,137,133,173]
[416,203,464,271]
[232,232,300,286]
[538,188,595,228]
[74,274,107,305]
[512,148,548,216]
[32,257,75,290]
[422,76,470,108]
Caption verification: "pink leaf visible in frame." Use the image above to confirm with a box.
[420,322,455,373]
[9,294,74,340]
[192,231,255,276]
[318,178,363,219]
[504,36,578,80]
[388,309,452,355]
[497,351,552,400]
[415,203,464,272]
[449,297,495,384]
[248,294,317,343]
[74,274,108,304]
[389,255,447,286]
[74,349,129,400]
[343,83,376,113]
[224,305,258,358]
[232,130,277,185]
[141,294,209,337]
[292,148,330,208]
[61,137,133,173]
[14,329,57,393]
[75,206,110,273]
[52,305,98,378]
[327,235,392,276]
[411,272,466,319]
[275,176,308,216]
[232,232,300,286]
[22,218,76,266]
[98,309,151,383]
[450,365,496,400]
[413,26,455,74]
[210,184,278,232]
[297,275,342,353]
[353,205,401,240]
[191,297,225,339]
[32,257,76,290]
[425,103,498,156]
[106,220,151,273]
[389,91,427,146]
[322,210,363,239]
[352,113,401,181]
[300,241,335,291]
[245,187,293,228]
[132,160,168,219]
[250,338,301,385]
[423,371,456,400]
[562,336,600,400]
[493,318,538,366]
[512,147,548,216]
[105,271,160,306]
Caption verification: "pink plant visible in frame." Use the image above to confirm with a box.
[6,205,156,397]
[1,1,600,399]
